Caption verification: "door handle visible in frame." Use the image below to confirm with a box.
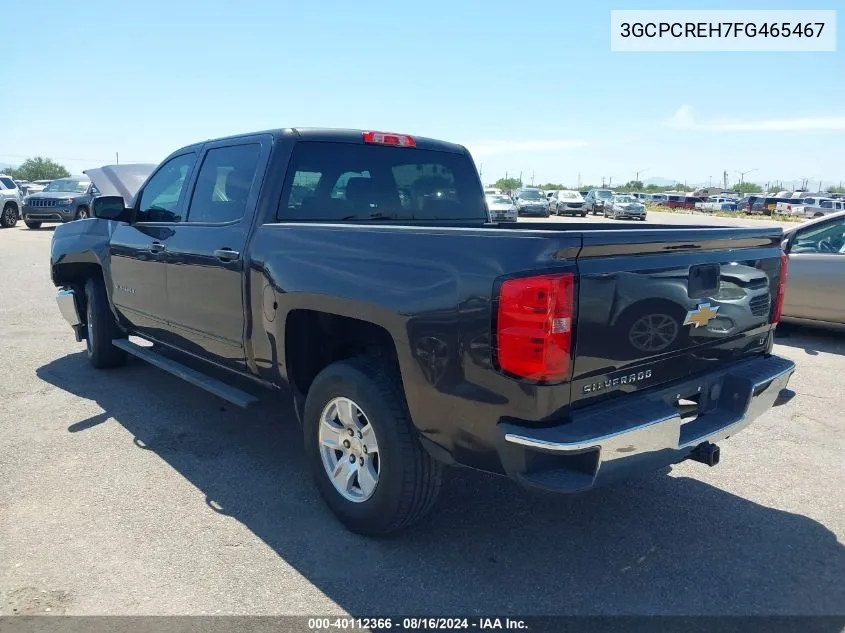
[214,248,240,262]
[148,242,166,253]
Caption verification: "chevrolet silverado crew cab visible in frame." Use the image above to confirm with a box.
[50,128,796,535]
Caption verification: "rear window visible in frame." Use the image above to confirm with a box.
[278,142,485,221]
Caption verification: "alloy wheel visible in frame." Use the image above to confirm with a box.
[318,397,380,503]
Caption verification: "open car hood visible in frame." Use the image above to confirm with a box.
[84,164,157,206]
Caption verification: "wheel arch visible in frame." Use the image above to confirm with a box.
[282,308,402,422]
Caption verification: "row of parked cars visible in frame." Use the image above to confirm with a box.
[0,173,118,229]
[483,187,648,221]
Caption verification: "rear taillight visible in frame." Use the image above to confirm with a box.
[496,272,575,382]
[773,252,789,325]
[363,131,416,147]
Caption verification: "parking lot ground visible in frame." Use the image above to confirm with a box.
[1,220,843,616]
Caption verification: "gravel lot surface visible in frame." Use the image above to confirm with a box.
[1,216,842,616]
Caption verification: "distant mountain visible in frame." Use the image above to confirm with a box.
[642,176,678,187]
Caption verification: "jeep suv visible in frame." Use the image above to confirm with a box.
[0,175,23,228]
[21,176,97,228]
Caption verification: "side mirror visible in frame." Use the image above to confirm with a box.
[93,196,133,222]
[781,237,790,253]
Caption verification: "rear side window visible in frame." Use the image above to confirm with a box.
[186,144,261,224]
[278,142,485,221]
[0,177,16,189]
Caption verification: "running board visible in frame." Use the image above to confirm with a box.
[111,339,259,409]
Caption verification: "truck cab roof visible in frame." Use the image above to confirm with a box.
[175,128,470,157]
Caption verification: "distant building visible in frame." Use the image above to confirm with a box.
[692,187,736,197]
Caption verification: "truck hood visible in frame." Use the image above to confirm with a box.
[84,164,157,206]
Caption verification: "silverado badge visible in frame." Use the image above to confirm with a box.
[683,303,719,328]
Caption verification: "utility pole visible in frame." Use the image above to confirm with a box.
[519,171,523,186]
[577,172,581,189]
[635,168,648,183]
[709,175,712,187]
[736,168,758,190]
[115,152,119,165]
[723,170,728,189]
[530,171,535,186]
[601,176,606,187]
[608,176,613,188]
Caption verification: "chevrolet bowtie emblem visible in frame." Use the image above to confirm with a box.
[683,303,720,328]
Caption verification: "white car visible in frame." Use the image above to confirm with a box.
[0,174,23,228]
[485,193,517,222]
[781,197,843,218]
[549,190,586,216]
[695,196,739,212]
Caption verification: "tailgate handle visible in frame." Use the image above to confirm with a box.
[688,263,721,299]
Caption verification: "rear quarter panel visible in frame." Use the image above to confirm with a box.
[247,223,580,472]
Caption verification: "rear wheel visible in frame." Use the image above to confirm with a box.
[303,356,443,535]
[581,212,587,217]
[24,220,42,229]
[1,204,17,228]
[84,276,127,369]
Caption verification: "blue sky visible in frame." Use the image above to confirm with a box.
[3,0,843,189]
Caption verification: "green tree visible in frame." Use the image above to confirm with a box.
[619,180,643,191]
[494,177,522,191]
[6,157,70,181]
[538,182,567,191]
[735,182,763,194]
[826,186,845,194]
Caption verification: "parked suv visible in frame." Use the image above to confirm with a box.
[583,189,614,214]
[0,174,22,228]
[21,176,97,228]
[513,188,550,217]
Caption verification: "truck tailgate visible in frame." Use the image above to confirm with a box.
[571,227,785,408]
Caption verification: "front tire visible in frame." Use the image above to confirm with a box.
[24,220,42,229]
[84,276,127,369]
[1,204,17,228]
[75,206,90,220]
[303,356,443,536]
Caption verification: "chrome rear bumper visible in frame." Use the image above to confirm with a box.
[498,354,795,493]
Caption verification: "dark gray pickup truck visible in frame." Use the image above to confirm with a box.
[50,128,795,535]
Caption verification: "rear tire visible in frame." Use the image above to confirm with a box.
[1,204,17,228]
[84,276,127,369]
[24,220,42,229]
[303,356,443,536]
[581,212,587,217]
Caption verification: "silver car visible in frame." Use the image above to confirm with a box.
[605,194,647,220]
[780,210,845,329]
[485,194,517,222]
